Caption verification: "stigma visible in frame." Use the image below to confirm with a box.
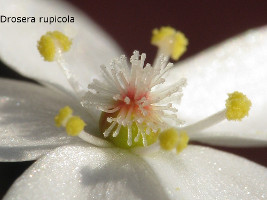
[82,51,187,148]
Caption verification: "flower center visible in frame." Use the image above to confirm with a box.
[116,87,150,117]
[82,51,187,148]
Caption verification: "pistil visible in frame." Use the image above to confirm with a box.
[38,31,84,98]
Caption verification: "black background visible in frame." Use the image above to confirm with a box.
[1,0,267,198]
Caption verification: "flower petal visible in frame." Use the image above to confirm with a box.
[144,145,267,200]
[4,144,170,200]
[188,128,267,147]
[169,26,267,146]
[0,0,122,93]
[0,78,98,161]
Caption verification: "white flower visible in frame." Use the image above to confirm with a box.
[0,0,267,199]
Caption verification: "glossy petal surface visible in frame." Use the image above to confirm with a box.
[0,0,122,93]
[4,145,169,200]
[144,145,267,200]
[0,79,97,161]
[169,26,267,146]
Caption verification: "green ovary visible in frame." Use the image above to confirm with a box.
[99,112,158,149]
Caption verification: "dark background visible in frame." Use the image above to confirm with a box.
[1,0,267,198]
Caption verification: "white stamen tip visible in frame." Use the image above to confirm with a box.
[124,96,130,104]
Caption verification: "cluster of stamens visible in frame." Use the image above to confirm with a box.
[82,51,187,146]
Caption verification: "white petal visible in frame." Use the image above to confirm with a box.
[0,0,122,93]
[4,145,170,200]
[144,145,267,200]
[169,26,267,146]
[0,78,98,161]
[188,129,267,147]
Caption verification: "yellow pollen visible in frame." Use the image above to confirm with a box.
[159,128,179,150]
[159,128,189,153]
[54,106,73,127]
[225,91,252,121]
[176,131,189,154]
[151,26,188,60]
[37,31,72,61]
[151,26,176,43]
[172,32,188,60]
[65,116,86,136]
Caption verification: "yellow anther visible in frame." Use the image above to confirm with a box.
[38,34,55,62]
[54,106,73,127]
[50,31,72,52]
[65,116,86,136]
[225,91,252,121]
[152,27,176,44]
[176,131,189,154]
[159,129,189,153]
[37,31,72,61]
[151,26,188,60]
[159,128,179,150]
[172,32,188,60]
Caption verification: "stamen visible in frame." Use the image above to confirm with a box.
[225,91,252,121]
[54,106,86,136]
[133,129,189,155]
[65,116,86,136]
[55,106,112,147]
[151,26,188,61]
[54,106,73,127]
[185,110,226,133]
[159,128,189,153]
[78,131,113,147]
[38,31,72,62]
[176,131,189,154]
[159,128,179,150]
[37,31,84,97]
[184,91,252,133]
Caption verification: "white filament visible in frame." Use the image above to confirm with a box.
[55,49,85,98]
[78,131,113,148]
[184,109,227,133]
